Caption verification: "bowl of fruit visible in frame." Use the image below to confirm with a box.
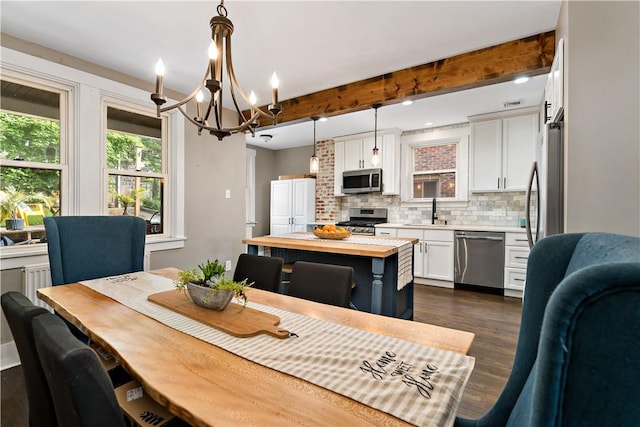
[313,224,352,240]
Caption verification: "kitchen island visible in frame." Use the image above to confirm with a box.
[243,233,418,319]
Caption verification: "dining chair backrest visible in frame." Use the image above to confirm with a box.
[454,232,640,427]
[233,253,283,293]
[32,313,127,427]
[288,261,354,308]
[1,291,57,427]
[44,216,146,285]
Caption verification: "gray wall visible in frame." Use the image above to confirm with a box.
[249,145,276,237]
[557,1,640,236]
[150,105,247,271]
[274,145,314,177]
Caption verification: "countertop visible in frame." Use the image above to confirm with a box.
[243,233,418,258]
[376,223,528,233]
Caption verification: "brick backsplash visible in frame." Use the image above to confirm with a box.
[316,139,526,227]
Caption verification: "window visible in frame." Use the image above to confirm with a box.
[412,144,457,199]
[401,127,469,203]
[105,104,166,235]
[0,75,68,245]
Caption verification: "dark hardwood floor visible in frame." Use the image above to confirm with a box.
[413,284,522,419]
[1,283,521,426]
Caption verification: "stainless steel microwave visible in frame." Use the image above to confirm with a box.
[342,168,382,194]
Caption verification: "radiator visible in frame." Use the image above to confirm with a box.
[22,263,53,311]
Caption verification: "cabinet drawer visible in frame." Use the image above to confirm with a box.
[397,228,423,240]
[504,267,526,291]
[424,229,454,242]
[505,233,529,247]
[506,246,530,268]
[376,228,397,237]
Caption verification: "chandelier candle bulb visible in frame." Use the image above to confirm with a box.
[208,42,217,80]
[196,90,204,119]
[271,72,279,104]
[155,59,165,95]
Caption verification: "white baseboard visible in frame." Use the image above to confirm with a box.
[1,341,21,370]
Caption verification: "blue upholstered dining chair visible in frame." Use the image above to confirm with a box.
[44,216,146,286]
[44,216,146,341]
[455,232,640,427]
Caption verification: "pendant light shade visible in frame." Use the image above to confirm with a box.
[310,117,320,174]
[371,104,381,167]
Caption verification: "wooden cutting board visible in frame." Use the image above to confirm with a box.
[148,290,290,339]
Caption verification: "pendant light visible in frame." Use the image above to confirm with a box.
[309,117,320,174]
[371,104,381,167]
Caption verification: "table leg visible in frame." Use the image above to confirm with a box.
[370,258,384,315]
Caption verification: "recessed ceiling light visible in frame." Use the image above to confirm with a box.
[319,117,328,122]
[514,77,530,84]
[402,100,413,106]
[424,122,433,126]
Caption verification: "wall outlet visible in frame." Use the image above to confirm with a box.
[225,260,232,271]
[225,189,231,199]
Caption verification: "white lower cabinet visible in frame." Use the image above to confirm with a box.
[504,232,530,297]
[396,228,454,282]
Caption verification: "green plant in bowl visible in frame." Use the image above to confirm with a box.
[174,259,250,311]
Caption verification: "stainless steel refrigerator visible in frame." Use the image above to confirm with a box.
[525,113,564,248]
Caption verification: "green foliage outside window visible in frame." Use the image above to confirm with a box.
[0,111,61,199]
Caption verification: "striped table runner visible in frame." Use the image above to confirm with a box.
[80,272,474,427]
[265,233,415,290]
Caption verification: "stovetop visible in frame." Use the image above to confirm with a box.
[336,208,388,235]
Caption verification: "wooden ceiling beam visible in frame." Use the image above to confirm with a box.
[246,31,555,128]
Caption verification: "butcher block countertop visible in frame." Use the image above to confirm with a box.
[243,233,418,258]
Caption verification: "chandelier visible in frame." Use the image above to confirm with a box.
[150,0,282,140]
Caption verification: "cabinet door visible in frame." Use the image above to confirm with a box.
[424,241,454,281]
[502,114,537,190]
[291,179,315,227]
[344,139,363,170]
[334,141,345,196]
[270,180,292,235]
[397,229,424,277]
[470,119,502,191]
[381,134,399,195]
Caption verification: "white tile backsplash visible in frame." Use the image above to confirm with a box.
[340,191,526,227]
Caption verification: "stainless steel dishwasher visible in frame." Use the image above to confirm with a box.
[454,231,505,293]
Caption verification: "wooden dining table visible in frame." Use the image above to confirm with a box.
[37,268,475,427]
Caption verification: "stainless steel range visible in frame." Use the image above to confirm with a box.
[336,208,388,236]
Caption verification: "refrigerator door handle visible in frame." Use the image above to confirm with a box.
[525,161,541,249]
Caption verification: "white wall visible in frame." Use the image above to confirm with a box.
[559,1,640,236]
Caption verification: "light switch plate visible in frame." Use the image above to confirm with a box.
[225,189,231,199]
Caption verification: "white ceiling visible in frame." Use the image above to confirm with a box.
[0,0,561,150]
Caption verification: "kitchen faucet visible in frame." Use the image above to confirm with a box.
[431,197,438,224]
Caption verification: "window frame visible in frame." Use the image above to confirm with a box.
[0,70,72,251]
[102,98,169,237]
[400,127,469,205]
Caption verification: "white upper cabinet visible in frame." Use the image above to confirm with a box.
[334,129,400,196]
[544,38,564,124]
[470,110,538,192]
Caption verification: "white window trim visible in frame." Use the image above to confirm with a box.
[0,46,185,268]
[400,127,469,206]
